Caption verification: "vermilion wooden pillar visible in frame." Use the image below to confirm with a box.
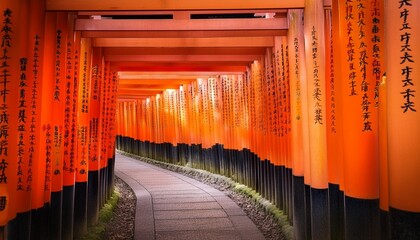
[99,61,110,206]
[336,0,383,238]
[74,37,92,238]
[327,2,345,239]
[62,12,77,240]
[49,11,70,240]
[385,0,420,238]
[107,71,119,197]
[288,9,311,240]
[87,47,103,227]
[272,38,284,214]
[378,75,389,240]
[15,2,33,238]
[0,0,30,239]
[282,35,293,223]
[304,0,330,239]
[26,0,47,238]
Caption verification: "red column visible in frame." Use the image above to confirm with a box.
[304,0,330,239]
[74,37,92,237]
[0,0,28,227]
[385,0,420,238]
[27,0,46,216]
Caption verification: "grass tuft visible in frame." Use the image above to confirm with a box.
[79,188,120,240]
[231,182,294,240]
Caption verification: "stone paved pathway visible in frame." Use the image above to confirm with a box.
[115,153,265,240]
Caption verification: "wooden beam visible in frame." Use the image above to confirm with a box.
[111,62,250,74]
[118,71,245,78]
[119,78,196,86]
[76,18,287,31]
[105,54,260,62]
[117,94,162,97]
[118,98,149,102]
[112,61,249,67]
[117,98,141,101]
[104,47,267,56]
[93,37,274,47]
[118,88,168,92]
[47,0,304,11]
[77,9,288,16]
[324,0,332,7]
[118,74,198,80]
[117,89,164,94]
[82,29,287,38]
[112,64,247,72]
[117,94,158,98]
[118,84,182,89]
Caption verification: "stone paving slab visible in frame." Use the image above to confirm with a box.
[155,218,234,231]
[156,230,242,240]
[152,193,212,199]
[147,186,199,192]
[154,202,222,211]
[150,189,206,195]
[154,209,228,220]
[152,196,216,204]
[115,153,265,240]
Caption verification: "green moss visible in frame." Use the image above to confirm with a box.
[230,182,294,239]
[78,188,120,240]
[282,225,295,239]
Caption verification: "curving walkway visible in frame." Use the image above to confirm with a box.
[115,153,265,240]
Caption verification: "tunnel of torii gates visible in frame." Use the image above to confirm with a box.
[0,0,419,239]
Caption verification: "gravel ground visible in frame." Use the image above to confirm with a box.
[104,160,287,240]
[103,177,136,240]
